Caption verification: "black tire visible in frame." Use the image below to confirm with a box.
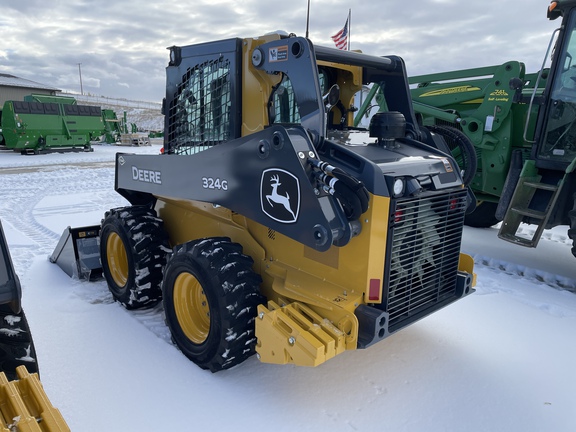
[568,193,576,258]
[162,237,264,372]
[464,201,500,228]
[0,305,38,380]
[428,124,477,186]
[100,206,170,310]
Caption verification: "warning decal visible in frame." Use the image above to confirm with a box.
[269,46,289,62]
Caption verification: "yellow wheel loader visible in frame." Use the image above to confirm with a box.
[57,33,476,372]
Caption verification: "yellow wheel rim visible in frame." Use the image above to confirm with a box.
[174,272,210,344]
[106,232,129,287]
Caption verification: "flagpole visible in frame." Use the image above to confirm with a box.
[347,8,351,50]
[306,0,311,38]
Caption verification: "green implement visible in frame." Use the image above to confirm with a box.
[355,0,576,259]
[0,94,104,154]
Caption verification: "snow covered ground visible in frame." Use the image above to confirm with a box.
[1,144,575,431]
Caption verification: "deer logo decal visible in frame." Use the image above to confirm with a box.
[260,168,300,223]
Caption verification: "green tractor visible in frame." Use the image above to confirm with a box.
[357,0,576,258]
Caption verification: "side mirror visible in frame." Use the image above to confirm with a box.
[323,84,340,111]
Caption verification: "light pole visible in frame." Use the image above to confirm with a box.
[77,63,83,95]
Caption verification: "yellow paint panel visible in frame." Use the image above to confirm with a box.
[459,253,477,287]
[156,193,390,344]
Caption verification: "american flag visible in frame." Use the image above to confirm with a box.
[331,18,349,50]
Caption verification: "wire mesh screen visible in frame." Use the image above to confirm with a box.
[386,189,467,331]
[270,73,329,125]
[167,57,232,155]
[272,78,300,124]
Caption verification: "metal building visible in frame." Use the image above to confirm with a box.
[0,74,61,106]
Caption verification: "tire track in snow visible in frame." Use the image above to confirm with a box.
[0,150,174,350]
[0,166,119,272]
[470,253,576,293]
[463,224,576,293]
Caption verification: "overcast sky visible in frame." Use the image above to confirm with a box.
[0,0,560,103]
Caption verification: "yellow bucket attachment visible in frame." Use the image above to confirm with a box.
[0,366,69,432]
[255,300,347,367]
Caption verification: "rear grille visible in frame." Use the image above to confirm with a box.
[385,189,467,331]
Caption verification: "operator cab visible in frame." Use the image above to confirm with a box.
[534,1,576,167]
[270,64,407,147]
[270,64,360,129]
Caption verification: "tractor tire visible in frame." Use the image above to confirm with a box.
[0,305,38,381]
[568,193,576,258]
[427,124,477,186]
[162,237,264,372]
[464,201,500,228]
[100,206,170,310]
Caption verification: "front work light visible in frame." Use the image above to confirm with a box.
[393,178,405,197]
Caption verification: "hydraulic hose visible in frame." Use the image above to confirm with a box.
[311,160,370,220]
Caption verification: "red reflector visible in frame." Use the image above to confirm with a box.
[369,279,381,301]
[394,210,403,223]
[449,198,458,210]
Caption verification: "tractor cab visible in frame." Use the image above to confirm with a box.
[497,0,576,248]
[533,0,576,167]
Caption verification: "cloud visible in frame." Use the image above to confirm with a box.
[0,0,559,102]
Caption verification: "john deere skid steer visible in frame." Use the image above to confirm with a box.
[96,33,475,371]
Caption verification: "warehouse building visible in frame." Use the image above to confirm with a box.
[0,74,61,106]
